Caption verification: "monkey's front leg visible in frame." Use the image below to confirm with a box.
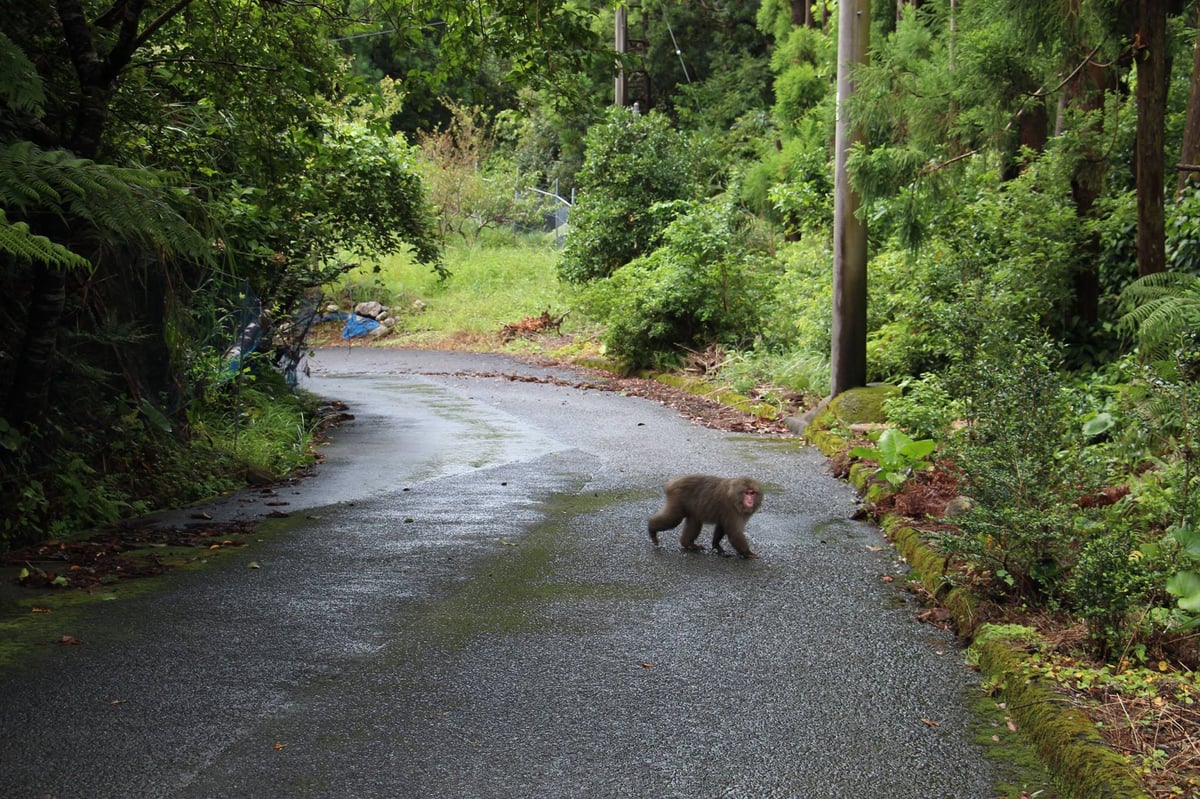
[726,527,759,559]
[711,524,732,556]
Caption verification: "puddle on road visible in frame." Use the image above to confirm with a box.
[298,374,568,507]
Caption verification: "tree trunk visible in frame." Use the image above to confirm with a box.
[5,266,68,425]
[1177,7,1200,197]
[791,0,807,27]
[832,0,870,396]
[1059,57,1116,336]
[1135,0,1168,276]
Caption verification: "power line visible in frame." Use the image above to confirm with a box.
[662,9,690,83]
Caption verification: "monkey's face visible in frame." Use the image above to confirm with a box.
[735,479,763,514]
[741,488,759,511]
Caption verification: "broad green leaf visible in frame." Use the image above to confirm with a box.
[1171,524,1200,559]
[900,438,936,460]
[1165,571,1200,612]
[1081,412,1114,438]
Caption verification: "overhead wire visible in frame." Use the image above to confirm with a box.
[660,5,691,83]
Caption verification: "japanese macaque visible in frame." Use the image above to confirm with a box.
[647,475,763,559]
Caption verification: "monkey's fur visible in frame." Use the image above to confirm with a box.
[647,475,763,559]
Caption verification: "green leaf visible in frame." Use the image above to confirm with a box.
[900,438,936,461]
[139,398,173,433]
[1081,412,1115,438]
[876,427,912,463]
[1165,571,1200,612]
[1171,524,1200,560]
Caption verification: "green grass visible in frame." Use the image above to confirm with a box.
[331,232,584,342]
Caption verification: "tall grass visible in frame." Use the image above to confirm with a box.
[332,232,579,343]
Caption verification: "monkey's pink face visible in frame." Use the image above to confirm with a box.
[741,489,758,511]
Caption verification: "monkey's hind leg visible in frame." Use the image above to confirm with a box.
[679,517,706,551]
[647,510,683,546]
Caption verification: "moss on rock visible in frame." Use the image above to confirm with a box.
[973,636,1152,799]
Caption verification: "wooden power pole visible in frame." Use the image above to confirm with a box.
[615,5,627,107]
[832,0,870,396]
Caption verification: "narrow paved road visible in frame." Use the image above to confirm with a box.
[0,348,1000,798]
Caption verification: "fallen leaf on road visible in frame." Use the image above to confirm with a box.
[920,718,941,728]
[640,662,656,669]
[273,743,287,751]
[58,635,82,645]
[247,561,261,569]
[31,606,51,614]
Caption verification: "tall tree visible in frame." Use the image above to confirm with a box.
[1134,0,1169,276]
[1177,5,1200,197]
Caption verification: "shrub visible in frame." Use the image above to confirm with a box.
[1069,527,1158,658]
[882,372,963,439]
[559,108,702,284]
[940,335,1093,600]
[580,196,773,370]
[760,237,833,354]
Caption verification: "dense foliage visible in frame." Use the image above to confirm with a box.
[0,0,599,546]
[558,108,708,284]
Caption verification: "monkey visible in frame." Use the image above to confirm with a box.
[647,475,763,559]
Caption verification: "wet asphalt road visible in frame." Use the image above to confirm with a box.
[0,348,1000,798]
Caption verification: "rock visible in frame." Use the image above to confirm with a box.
[355,300,384,319]
[943,496,974,518]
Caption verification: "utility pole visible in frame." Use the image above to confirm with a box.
[832,0,870,396]
[615,4,627,107]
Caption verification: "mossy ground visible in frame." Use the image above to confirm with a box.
[408,487,662,650]
[0,540,246,671]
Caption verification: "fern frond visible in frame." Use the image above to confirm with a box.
[0,142,211,261]
[1120,271,1200,360]
[0,32,45,114]
[0,209,90,268]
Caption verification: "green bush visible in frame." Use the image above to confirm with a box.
[1069,527,1158,658]
[864,149,1083,380]
[769,27,833,131]
[559,108,703,284]
[580,197,773,370]
[742,118,832,231]
[882,372,963,439]
[760,237,833,354]
[940,335,1093,600]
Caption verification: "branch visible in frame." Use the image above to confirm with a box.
[1024,41,1107,99]
[133,0,196,51]
[131,55,276,73]
[918,148,980,177]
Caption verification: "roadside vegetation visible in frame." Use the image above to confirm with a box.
[5,0,1200,794]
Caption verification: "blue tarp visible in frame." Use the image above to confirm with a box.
[342,313,380,340]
